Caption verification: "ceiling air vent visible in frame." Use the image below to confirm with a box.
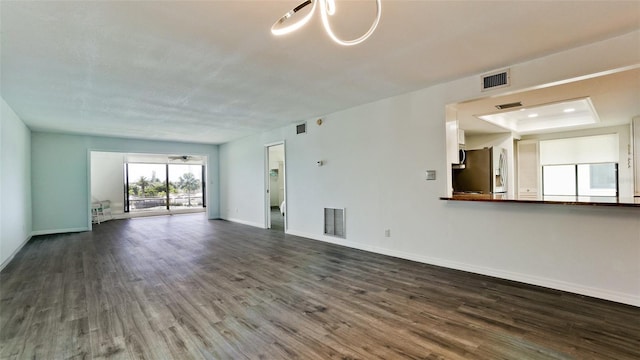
[481,69,510,91]
[495,101,522,110]
[296,122,307,134]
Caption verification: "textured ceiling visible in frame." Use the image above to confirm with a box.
[1,1,639,144]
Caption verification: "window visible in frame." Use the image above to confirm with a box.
[168,164,205,209]
[539,134,619,199]
[542,162,617,198]
[125,163,168,212]
[578,163,617,196]
[542,165,576,196]
[125,163,205,213]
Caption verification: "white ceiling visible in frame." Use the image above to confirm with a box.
[1,1,639,144]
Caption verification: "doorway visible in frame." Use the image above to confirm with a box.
[265,143,286,231]
[89,151,206,224]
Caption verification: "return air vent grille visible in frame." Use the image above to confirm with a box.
[296,122,307,134]
[324,208,345,238]
[482,69,510,91]
[495,101,522,110]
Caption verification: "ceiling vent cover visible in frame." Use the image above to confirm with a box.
[296,122,307,134]
[495,101,522,110]
[482,69,510,91]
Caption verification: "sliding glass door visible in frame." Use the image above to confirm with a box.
[168,164,205,209]
[125,163,205,213]
[126,163,168,212]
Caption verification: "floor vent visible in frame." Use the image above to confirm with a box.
[296,122,307,134]
[324,208,345,238]
[482,69,510,91]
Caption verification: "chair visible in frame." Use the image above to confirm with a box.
[91,202,104,224]
[91,200,112,224]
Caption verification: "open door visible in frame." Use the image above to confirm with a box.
[265,143,286,231]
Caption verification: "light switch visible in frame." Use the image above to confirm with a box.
[426,170,436,180]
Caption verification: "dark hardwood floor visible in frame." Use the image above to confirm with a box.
[1,214,638,359]
[270,207,284,232]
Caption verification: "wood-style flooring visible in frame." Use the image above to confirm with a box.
[270,207,284,232]
[1,214,638,359]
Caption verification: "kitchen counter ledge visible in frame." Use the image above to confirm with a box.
[441,195,640,207]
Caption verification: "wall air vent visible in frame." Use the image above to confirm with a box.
[481,69,510,91]
[495,101,522,110]
[324,208,345,238]
[296,122,307,134]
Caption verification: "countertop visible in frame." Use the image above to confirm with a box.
[441,194,640,207]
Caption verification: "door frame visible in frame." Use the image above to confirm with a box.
[264,141,286,230]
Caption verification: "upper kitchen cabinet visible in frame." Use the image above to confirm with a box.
[445,106,468,165]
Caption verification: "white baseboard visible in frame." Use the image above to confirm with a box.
[222,217,265,229]
[285,229,640,307]
[111,208,205,220]
[0,234,32,272]
[31,227,89,236]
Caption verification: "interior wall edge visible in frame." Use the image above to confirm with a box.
[31,227,90,236]
[1,96,32,270]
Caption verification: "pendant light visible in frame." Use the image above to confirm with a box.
[271,0,381,46]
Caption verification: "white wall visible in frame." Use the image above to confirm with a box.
[219,31,640,306]
[31,133,219,234]
[220,134,279,228]
[1,97,32,270]
[91,151,125,214]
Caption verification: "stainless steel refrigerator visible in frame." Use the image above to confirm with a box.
[452,147,507,194]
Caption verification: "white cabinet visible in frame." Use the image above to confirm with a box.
[446,120,460,165]
[445,104,466,167]
[517,140,540,200]
[91,200,112,224]
[458,129,465,146]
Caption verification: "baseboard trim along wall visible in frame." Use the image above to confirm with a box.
[109,208,207,221]
[31,227,89,236]
[223,217,265,229]
[285,229,640,307]
[0,235,32,272]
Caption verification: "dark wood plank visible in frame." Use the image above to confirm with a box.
[1,213,638,359]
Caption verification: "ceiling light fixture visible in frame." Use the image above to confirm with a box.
[477,98,600,135]
[271,0,382,46]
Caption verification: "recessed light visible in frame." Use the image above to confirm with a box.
[477,97,598,134]
[564,108,575,113]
